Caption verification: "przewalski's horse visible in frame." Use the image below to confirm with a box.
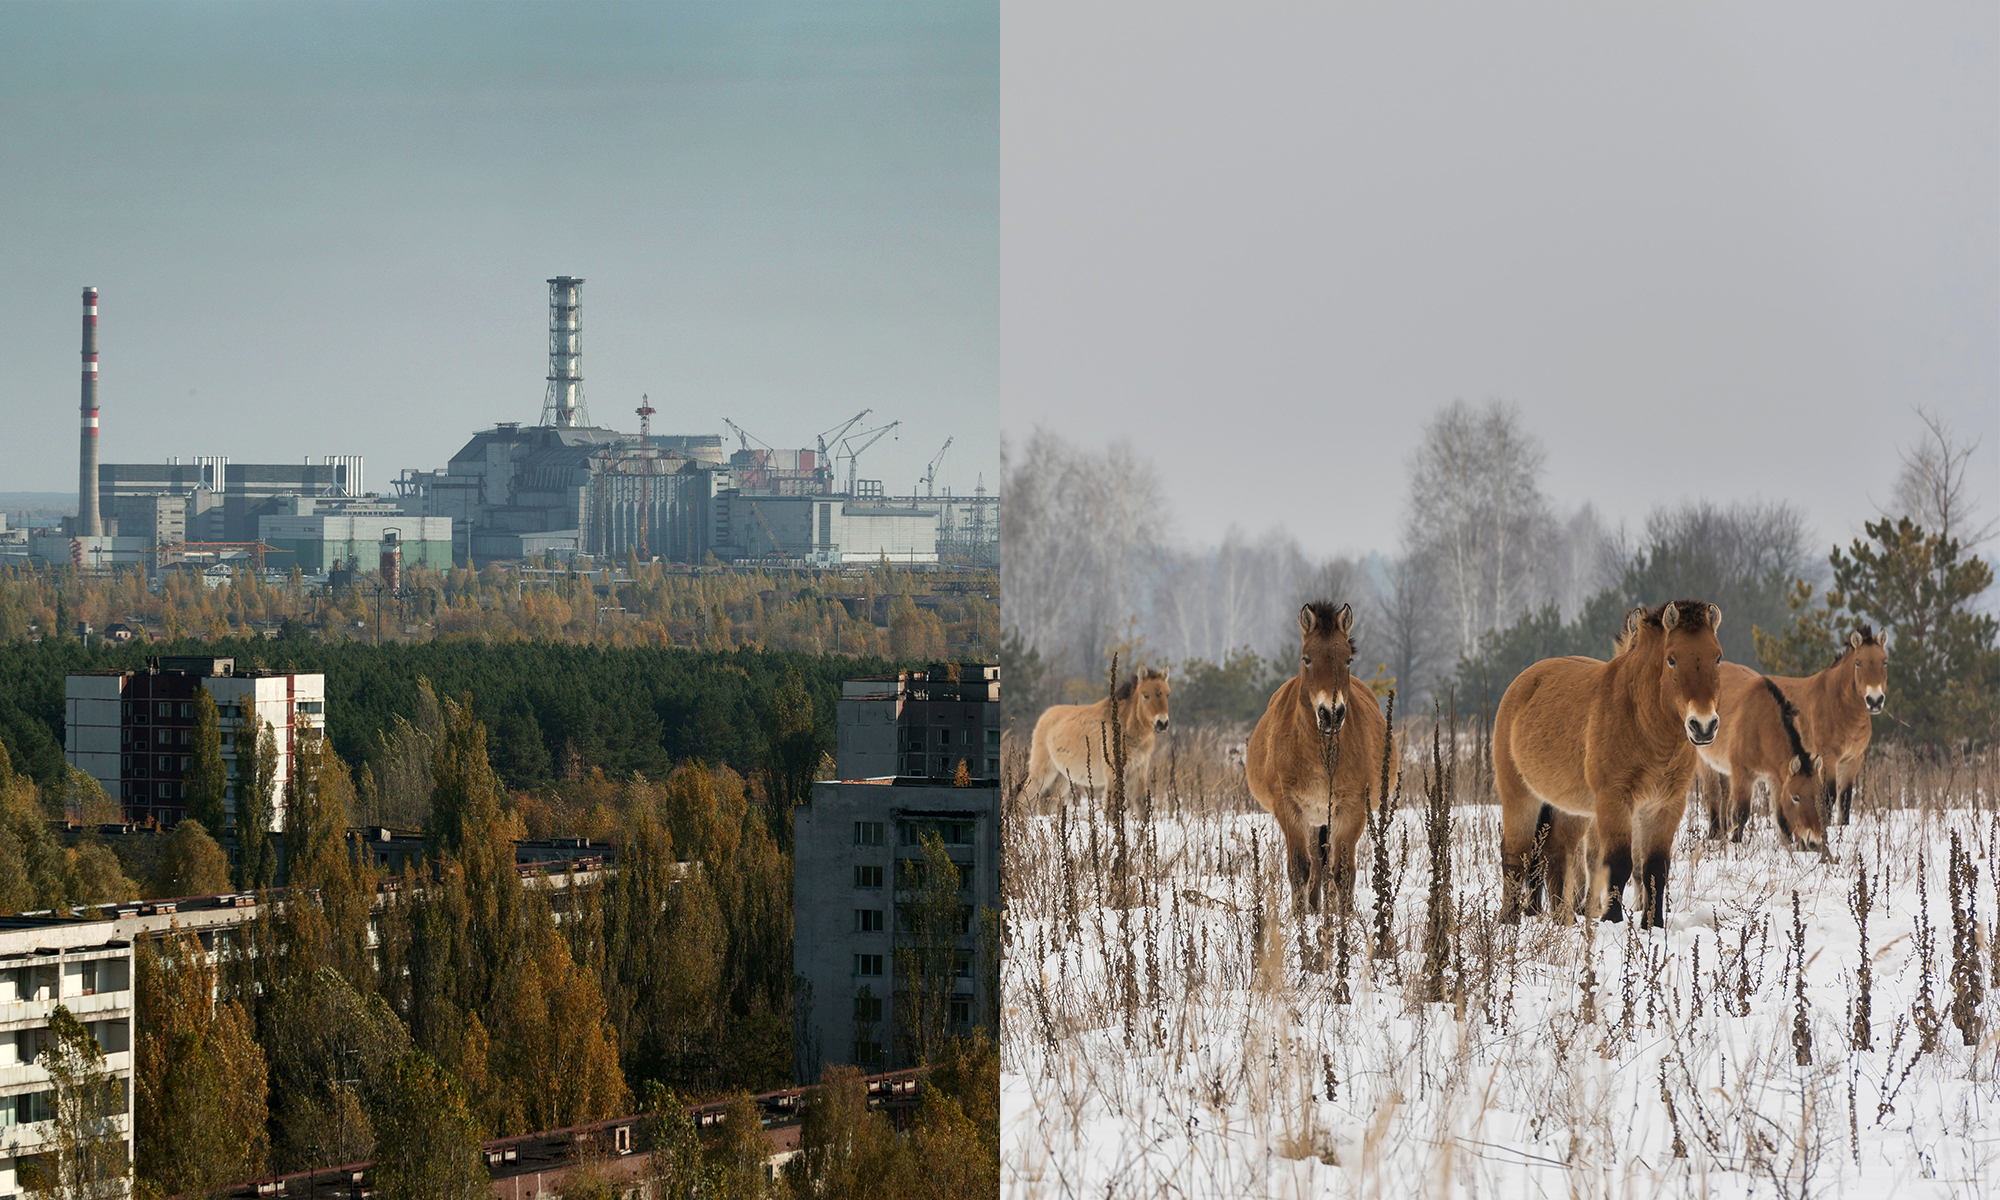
[1026,668,1171,801]
[1246,602,1397,914]
[1767,624,1888,825]
[1696,663,1827,850]
[1494,599,1723,927]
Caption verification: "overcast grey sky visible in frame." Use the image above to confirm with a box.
[2,2,996,500]
[1003,3,1997,561]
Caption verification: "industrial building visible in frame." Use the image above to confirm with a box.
[40,279,997,576]
[795,664,1000,1078]
[65,656,325,829]
[256,496,451,574]
[0,915,134,1200]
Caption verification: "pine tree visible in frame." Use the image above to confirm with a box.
[184,687,228,833]
[1833,517,1999,744]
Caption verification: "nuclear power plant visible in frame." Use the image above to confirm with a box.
[20,278,996,575]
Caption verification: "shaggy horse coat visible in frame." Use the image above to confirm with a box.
[1766,625,1888,825]
[1246,602,1397,914]
[1493,599,1723,928]
[1026,669,1171,801]
[1696,664,1827,850]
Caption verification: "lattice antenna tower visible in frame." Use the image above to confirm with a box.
[539,276,588,427]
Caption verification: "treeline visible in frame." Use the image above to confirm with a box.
[1004,407,1997,748]
[100,703,997,1199]
[0,558,997,662]
[0,637,900,799]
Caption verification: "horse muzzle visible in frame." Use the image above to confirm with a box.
[1685,715,1718,746]
[1153,716,1170,732]
[1865,692,1885,714]
[1316,703,1346,737]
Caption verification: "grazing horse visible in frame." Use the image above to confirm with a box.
[1245,602,1397,914]
[1494,599,1723,927]
[1696,664,1827,850]
[1767,625,1888,825]
[1026,668,1171,801]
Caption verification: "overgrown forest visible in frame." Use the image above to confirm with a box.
[0,637,891,801]
[0,559,997,662]
[1003,406,1997,748]
[0,696,998,1199]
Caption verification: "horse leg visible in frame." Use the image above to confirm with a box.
[1634,791,1687,929]
[1543,815,1575,923]
[1329,802,1366,915]
[1697,768,1724,840]
[1278,817,1313,915]
[1593,798,1635,924]
[1500,797,1552,925]
[1837,755,1858,825]
[1727,772,1754,843]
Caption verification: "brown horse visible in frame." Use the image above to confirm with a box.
[1767,624,1888,825]
[1696,663,1827,850]
[1494,599,1723,927]
[1026,668,1171,801]
[1245,602,1397,914]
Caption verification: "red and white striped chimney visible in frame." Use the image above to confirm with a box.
[78,286,102,537]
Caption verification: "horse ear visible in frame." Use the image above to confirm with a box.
[1335,603,1354,635]
[1789,755,1803,778]
[1299,605,1316,635]
[1707,603,1721,633]
[1848,629,1863,649]
[1812,754,1825,775]
[1661,603,1681,630]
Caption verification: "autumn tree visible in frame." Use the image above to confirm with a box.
[135,931,269,1196]
[600,805,726,1092]
[234,713,277,890]
[148,817,231,899]
[704,1092,777,1200]
[22,1005,127,1200]
[762,666,823,847]
[184,687,228,834]
[260,966,412,1173]
[368,1051,490,1200]
[485,888,628,1135]
[896,832,963,1067]
[784,1065,908,1199]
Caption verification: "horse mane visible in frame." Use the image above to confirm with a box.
[1612,599,1718,656]
[1112,667,1167,702]
[1761,676,1811,768]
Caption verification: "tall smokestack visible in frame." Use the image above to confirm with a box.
[539,276,587,428]
[78,287,101,536]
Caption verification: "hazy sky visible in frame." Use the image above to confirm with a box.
[2,3,996,500]
[1003,3,1997,561]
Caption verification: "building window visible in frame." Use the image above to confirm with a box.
[854,994,883,1022]
[158,783,172,799]
[936,729,950,746]
[81,963,97,996]
[158,756,172,772]
[180,757,191,771]
[851,1040,885,1068]
[121,755,130,771]
[854,865,884,889]
[134,765,147,779]
[157,702,172,718]
[987,758,999,776]
[853,821,883,846]
[951,998,972,1028]
[955,950,973,979]
[180,703,192,718]
[986,729,1000,746]
[855,909,884,932]
[854,954,883,977]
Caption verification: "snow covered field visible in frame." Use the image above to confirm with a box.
[1002,752,2000,1199]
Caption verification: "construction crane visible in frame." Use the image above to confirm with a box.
[635,394,657,560]
[920,437,952,497]
[815,409,871,465]
[838,420,901,496]
[722,418,773,456]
